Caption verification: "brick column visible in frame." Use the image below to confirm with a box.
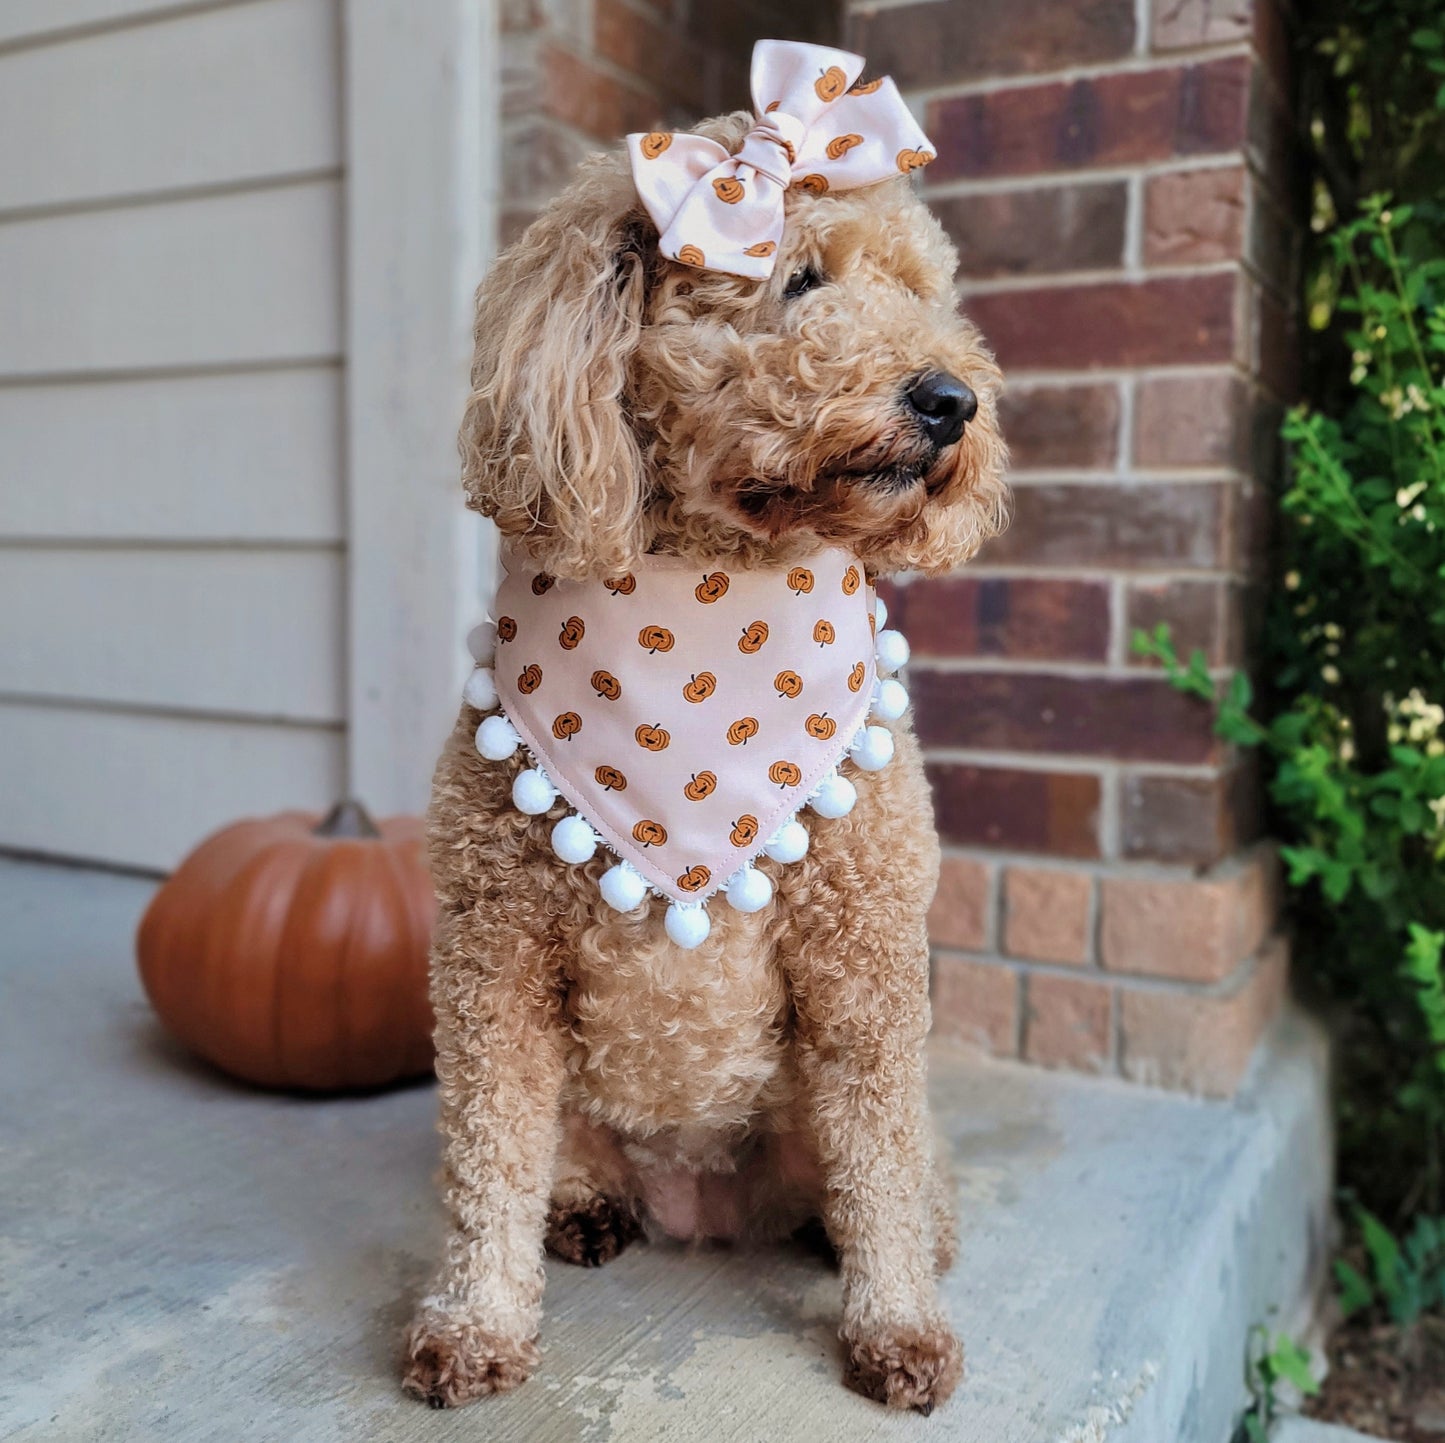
[848,0,1299,1094]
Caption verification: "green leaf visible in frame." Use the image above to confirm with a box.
[1335,1258,1374,1318]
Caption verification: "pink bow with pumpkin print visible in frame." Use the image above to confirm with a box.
[626,39,935,281]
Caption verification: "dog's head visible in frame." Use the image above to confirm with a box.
[462,110,1007,579]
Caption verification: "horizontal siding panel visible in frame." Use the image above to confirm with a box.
[0,180,341,377]
[0,367,342,542]
[0,701,345,870]
[0,548,345,721]
[0,0,225,47]
[0,0,339,213]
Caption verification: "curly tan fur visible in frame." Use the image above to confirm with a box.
[407,108,1007,1416]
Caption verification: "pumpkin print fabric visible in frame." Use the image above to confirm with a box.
[625,39,936,281]
[486,545,879,906]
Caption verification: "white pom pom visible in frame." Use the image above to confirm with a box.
[875,628,910,675]
[851,724,895,772]
[475,713,521,760]
[872,677,909,722]
[809,772,858,819]
[764,819,809,864]
[725,866,773,913]
[511,768,557,815]
[463,666,498,712]
[665,902,711,949]
[551,814,598,865]
[874,595,888,630]
[599,861,648,912]
[466,621,496,664]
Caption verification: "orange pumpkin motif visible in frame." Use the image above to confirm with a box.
[636,722,671,751]
[684,771,718,802]
[787,567,815,595]
[677,864,711,893]
[815,65,847,101]
[814,619,836,645]
[591,669,622,700]
[552,711,582,741]
[797,174,829,196]
[713,176,745,205]
[849,77,883,95]
[531,574,555,596]
[683,672,717,704]
[765,99,782,113]
[595,765,627,792]
[896,147,935,173]
[729,815,760,847]
[774,670,804,699]
[695,572,730,604]
[842,564,861,595]
[744,241,777,258]
[677,244,706,267]
[848,661,867,693]
[727,717,760,746]
[805,712,837,740]
[640,132,671,159]
[738,620,769,654]
[517,663,543,694]
[605,573,636,596]
[558,615,585,649]
[769,760,803,788]
[826,133,864,160]
[639,625,675,654]
[632,819,668,847]
[496,616,517,643]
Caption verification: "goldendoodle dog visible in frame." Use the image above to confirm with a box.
[403,42,1007,1416]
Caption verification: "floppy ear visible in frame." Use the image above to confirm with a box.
[460,156,650,580]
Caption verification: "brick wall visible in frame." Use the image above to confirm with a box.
[847,0,1300,1094]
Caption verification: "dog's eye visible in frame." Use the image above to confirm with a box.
[782,266,824,300]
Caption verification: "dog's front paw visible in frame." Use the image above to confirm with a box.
[545,1194,643,1267]
[843,1322,964,1414]
[402,1312,539,1408]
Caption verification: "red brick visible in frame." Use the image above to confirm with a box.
[1024,974,1113,1071]
[1100,848,1279,981]
[929,764,1102,859]
[892,575,1111,662]
[541,44,661,141]
[852,0,1135,87]
[1144,165,1247,265]
[1127,577,1241,667]
[981,482,1234,571]
[1121,765,1262,865]
[932,955,1020,1056]
[913,670,1219,763]
[934,182,1127,279]
[1000,383,1121,470]
[928,57,1251,181]
[1133,372,1250,469]
[929,856,994,951]
[967,273,1239,371]
[594,0,704,108]
[1004,867,1093,963]
[1151,0,1252,51]
[1119,933,1288,1095]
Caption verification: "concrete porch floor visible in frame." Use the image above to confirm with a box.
[0,857,1332,1443]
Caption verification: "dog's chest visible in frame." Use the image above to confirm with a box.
[561,907,790,1134]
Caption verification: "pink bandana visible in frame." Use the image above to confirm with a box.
[627,38,935,280]
[464,548,913,947]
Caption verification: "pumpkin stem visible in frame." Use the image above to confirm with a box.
[314,799,382,839]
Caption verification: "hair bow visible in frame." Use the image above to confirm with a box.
[626,39,935,281]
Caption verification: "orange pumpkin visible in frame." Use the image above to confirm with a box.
[135,801,434,1092]
[738,620,769,654]
[640,132,671,160]
[695,571,730,604]
[632,819,668,847]
[814,619,836,645]
[684,770,718,802]
[727,717,760,746]
[552,711,583,740]
[683,672,717,703]
[769,760,803,788]
[558,615,585,649]
[531,574,556,596]
[815,65,847,101]
[595,765,627,792]
[744,241,777,258]
[677,244,706,267]
[848,661,867,693]
[517,663,543,694]
[797,174,829,196]
[842,565,861,595]
[730,815,760,847]
[849,77,883,95]
[896,147,935,173]
[605,573,637,596]
[677,865,711,893]
[636,722,671,751]
[774,670,804,699]
[805,712,837,740]
[591,669,622,701]
[639,624,675,654]
[496,616,518,643]
[713,176,745,205]
[826,134,864,161]
[787,567,815,595]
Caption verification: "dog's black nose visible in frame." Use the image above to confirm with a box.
[905,371,976,448]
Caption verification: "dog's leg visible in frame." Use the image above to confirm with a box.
[544,1112,643,1267]
[402,925,565,1409]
